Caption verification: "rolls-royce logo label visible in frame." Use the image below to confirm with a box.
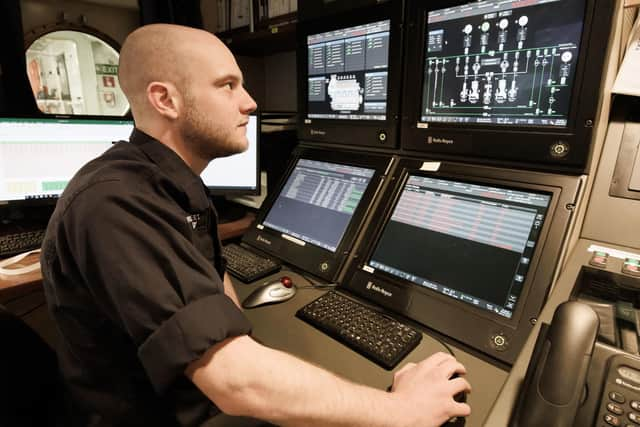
[366,281,392,297]
[256,235,272,245]
[427,136,454,145]
[310,129,327,136]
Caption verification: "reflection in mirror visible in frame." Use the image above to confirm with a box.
[25,30,129,116]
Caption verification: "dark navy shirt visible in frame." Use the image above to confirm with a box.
[41,129,252,427]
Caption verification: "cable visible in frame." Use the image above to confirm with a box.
[433,336,456,357]
[0,249,41,275]
[290,272,316,287]
[285,267,337,290]
[296,283,338,290]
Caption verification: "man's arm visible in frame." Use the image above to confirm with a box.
[186,335,471,427]
[223,272,241,308]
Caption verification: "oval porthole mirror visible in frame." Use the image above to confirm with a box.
[25,29,129,116]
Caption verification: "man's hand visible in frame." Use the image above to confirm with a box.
[390,352,471,427]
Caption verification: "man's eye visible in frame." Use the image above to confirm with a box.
[225,82,234,89]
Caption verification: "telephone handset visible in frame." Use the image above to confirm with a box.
[511,301,599,427]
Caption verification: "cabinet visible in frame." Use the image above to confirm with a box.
[210,0,297,56]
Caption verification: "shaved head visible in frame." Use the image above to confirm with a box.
[117,24,257,172]
[119,24,230,120]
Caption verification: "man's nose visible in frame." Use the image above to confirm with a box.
[241,87,257,113]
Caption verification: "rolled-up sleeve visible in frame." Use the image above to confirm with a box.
[62,179,251,393]
[139,294,251,393]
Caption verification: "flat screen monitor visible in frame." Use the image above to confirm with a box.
[306,19,390,122]
[0,117,133,204]
[422,0,586,128]
[368,175,551,320]
[401,0,615,171]
[297,0,404,148]
[262,159,374,253]
[342,158,583,364]
[201,114,260,195]
[243,147,392,281]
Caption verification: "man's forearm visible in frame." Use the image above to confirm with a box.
[187,335,404,427]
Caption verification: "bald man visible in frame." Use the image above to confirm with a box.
[41,24,471,427]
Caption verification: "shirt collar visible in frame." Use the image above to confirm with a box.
[128,128,211,212]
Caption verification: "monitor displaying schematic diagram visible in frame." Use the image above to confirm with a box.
[307,19,390,121]
[422,0,585,127]
[400,0,614,170]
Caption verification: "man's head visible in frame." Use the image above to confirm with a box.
[118,24,257,168]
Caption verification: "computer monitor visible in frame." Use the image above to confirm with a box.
[400,0,615,171]
[0,117,133,205]
[243,146,392,281]
[297,0,404,148]
[0,115,259,206]
[342,158,583,364]
[201,114,260,195]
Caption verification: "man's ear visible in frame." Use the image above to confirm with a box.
[146,81,181,119]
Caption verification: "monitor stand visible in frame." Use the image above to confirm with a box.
[210,196,248,225]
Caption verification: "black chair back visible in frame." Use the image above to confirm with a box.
[0,303,67,426]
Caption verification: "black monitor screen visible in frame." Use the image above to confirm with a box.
[263,159,375,252]
[368,175,551,318]
[421,0,585,127]
[307,19,390,121]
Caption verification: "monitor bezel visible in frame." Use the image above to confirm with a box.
[341,157,582,365]
[0,115,134,207]
[400,0,614,172]
[296,0,404,148]
[205,113,261,196]
[242,146,393,281]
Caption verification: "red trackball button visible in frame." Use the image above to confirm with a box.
[280,276,293,288]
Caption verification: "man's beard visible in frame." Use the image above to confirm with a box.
[179,98,247,161]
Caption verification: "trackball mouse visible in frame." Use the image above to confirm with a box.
[444,373,467,426]
[242,276,297,309]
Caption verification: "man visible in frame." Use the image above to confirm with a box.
[41,24,471,427]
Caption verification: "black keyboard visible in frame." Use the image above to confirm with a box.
[222,243,282,283]
[296,291,422,370]
[0,229,46,258]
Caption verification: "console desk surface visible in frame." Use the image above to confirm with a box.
[232,270,509,427]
